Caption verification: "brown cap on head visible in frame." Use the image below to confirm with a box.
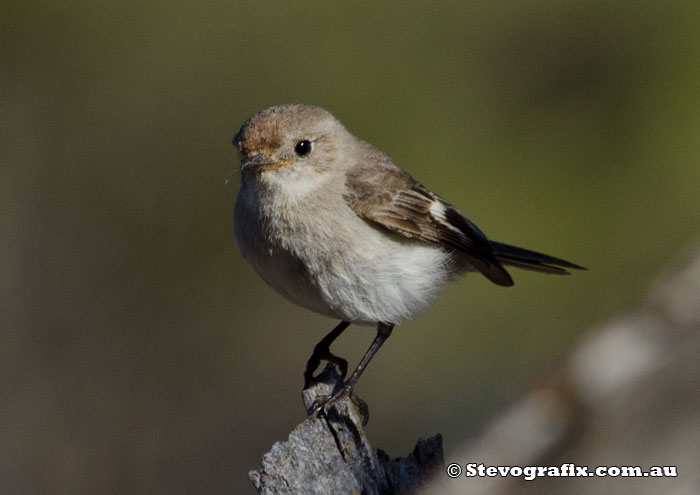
[233,104,337,157]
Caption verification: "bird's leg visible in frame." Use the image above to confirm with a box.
[343,322,394,390]
[304,320,350,388]
[312,322,394,426]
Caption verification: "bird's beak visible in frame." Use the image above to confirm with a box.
[240,154,292,173]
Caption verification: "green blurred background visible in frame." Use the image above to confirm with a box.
[2,1,699,493]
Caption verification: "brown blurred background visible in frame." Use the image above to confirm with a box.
[2,1,699,493]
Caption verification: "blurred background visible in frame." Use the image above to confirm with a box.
[2,1,700,493]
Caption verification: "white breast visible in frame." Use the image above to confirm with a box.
[233,171,457,325]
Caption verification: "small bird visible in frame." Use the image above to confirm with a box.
[232,104,583,420]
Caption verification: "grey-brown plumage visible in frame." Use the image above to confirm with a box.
[231,104,584,423]
[344,160,513,286]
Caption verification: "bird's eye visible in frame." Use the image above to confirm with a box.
[294,140,312,157]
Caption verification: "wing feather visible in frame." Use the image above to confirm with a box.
[344,162,514,286]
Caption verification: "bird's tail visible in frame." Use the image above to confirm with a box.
[491,241,586,275]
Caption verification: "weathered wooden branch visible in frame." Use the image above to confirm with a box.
[248,365,444,494]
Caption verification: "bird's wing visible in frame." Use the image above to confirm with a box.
[343,162,514,286]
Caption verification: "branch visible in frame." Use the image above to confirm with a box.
[249,365,444,495]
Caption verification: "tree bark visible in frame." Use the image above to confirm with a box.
[249,365,444,494]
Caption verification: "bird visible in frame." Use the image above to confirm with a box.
[231,104,583,421]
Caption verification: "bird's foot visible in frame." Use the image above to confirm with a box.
[310,384,370,426]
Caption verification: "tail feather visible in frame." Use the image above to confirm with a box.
[491,241,586,275]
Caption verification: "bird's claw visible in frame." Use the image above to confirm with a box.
[310,385,370,426]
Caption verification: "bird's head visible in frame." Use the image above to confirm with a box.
[233,105,351,194]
